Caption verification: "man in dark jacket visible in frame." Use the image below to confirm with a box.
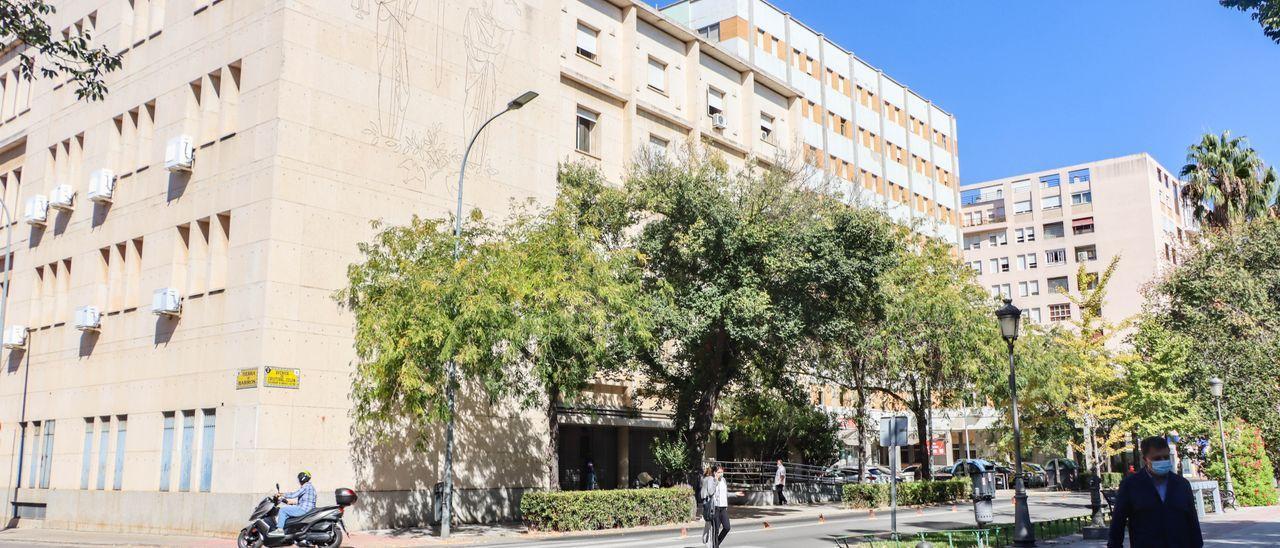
[1108,436,1203,548]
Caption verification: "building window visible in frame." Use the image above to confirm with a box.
[575,108,598,155]
[1018,281,1030,297]
[113,416,127,490]
[1040,174,1061,188]
[95,416,110,490]
[1046,248,1067,265]
[963,235,982,250]
[160,412,175,491]
[647,57,666,91]
[707,87,725,117]
[1075,245,1097,262]
[1072,217,1094,235]
[38,420,55,489]
[1029,280,1040,295]
[1049,303,1071,321]
[1044,222,1064,239]
[1013,200,1032,214]
[199,409,216,492]
[1047,276,1070,294]
[760,113,775,143]
[1071,191,1092,205]
[697,23,721,41]
[1011,179,1031,192]
[1068,168,1090,184]
[178,410,196,492]
[990,284,1011,298]
[576,22,599,61]
[997,257,1009,272]
[968,261,982,274]
[1041,194,1062,210]
[1079,272,1099,291]
[1015,227,1036,243]
[1027,308,1042,323]
[1017,253,1038,271]
[81,418,95,490]
[648,134,669,156]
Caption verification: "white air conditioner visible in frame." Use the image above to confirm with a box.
[88,169,117,204]
[2,325,28,349]
[75,305,102,332]
[151,287,182,317]
[50,184,76,211]
[24,195,49,226]
[164,135,195,172]
[711,113,727,130]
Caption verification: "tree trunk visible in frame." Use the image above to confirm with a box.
[912,401,930,480]
[923,378,935,481]
[855,366,870,483]
[546,385,562,491]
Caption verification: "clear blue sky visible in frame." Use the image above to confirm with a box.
[660,1,1280,185]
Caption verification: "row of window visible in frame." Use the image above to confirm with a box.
[964,217,1095,251]
[23,408,217,493]
[971,245,1097,276]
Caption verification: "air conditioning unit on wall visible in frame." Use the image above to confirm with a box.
[88,169,117,204]
[23,195,49,226]
[75,306,102,332]
[711,113,727,130]
[50,184,76,211]
[2,326,28,349]
[151,287,182,317]
[164,135,195,172]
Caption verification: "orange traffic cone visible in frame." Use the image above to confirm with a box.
[762,521,771,529]
[951,503,958,512]
[819,513,826,524]
[868,508,877,519]
[680,527,687,538]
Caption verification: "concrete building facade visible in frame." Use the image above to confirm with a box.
[0,0,963,536]
[959,154,1195,327]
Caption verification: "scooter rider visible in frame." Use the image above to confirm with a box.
[276,471,317,531]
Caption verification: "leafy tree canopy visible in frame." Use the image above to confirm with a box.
[1,0,123,100]
[1222,0,1280,43]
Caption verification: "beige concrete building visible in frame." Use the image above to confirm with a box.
[960,154,1195,327]
[0,0,962,535]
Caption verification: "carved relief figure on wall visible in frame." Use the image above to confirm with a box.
[461,0,519,174]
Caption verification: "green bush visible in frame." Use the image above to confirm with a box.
[1100,472,1122,489]
[842,483,889,508]
[842,478,971,508]
[1204,419,1279,507]
[520,486,694,532]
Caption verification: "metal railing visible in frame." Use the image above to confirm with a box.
[707,461,838,490]
[834,513,1101,547]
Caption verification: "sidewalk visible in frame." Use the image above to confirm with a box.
[0,490,1084,547]
[1048,504,1280,546]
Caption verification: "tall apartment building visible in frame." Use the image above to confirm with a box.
[960,154,1195,327]
[0,0,962,534]
[662,0,963,244]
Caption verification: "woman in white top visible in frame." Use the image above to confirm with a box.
[712,465,731,547]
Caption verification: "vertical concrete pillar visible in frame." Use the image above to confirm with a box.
[617,425,630,488]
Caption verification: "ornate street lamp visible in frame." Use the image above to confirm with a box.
[1209,377,1234,497]
[995,298,1035,547]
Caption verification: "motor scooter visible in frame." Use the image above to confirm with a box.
[236,483,358,548]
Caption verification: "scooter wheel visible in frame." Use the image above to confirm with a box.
[237,527,264,548]
[320,528,343,548]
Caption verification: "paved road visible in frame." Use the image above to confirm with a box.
[1056,503,1280,547]
[482,493,1093,548]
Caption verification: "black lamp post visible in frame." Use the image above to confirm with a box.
[1209,377,1234,497]
[996,298,1035,547]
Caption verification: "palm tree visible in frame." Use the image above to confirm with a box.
[1180,131,1277,229]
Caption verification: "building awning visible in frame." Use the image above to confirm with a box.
[1072,217,1094,228]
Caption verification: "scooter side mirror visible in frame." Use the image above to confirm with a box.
[275,483,280,493]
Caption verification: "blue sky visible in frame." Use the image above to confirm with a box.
[661,1,1280,185]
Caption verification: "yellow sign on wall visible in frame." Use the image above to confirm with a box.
[236,367,259,390]
[264,367,301,389]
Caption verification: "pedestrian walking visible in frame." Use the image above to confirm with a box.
[773,459,787,505]
[583,459,597,490]
[1108,436,1203,548]
[700,467,717,548]
[712,465,731,547]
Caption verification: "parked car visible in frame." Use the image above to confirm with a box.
[901,464,954,481]
[828,466,905,484]
[1024,463,1049,488]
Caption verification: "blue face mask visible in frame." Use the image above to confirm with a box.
[1150,458,1173,476]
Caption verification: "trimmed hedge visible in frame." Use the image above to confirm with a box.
[1100,472,1122,489]
[842,478,971,508]
[520,486,694,531]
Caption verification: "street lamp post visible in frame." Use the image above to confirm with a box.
[1209,377,1234,497]
[440,90,538,539]
[995,298,1035,547]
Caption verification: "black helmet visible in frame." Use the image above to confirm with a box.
[298,471,312,484]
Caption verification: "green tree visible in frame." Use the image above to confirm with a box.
[1,0,123,100]
[873,235,998,479]
[1123,321,1203,439]
[1146,216,1280,473]
[719,387,841,464]
[980,325,1075,458]
[1180,132,1278,229]
[337,164,650,490]
[1204,419,1279,506]
[626,148,898,470]
[1222,0,1280,43]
